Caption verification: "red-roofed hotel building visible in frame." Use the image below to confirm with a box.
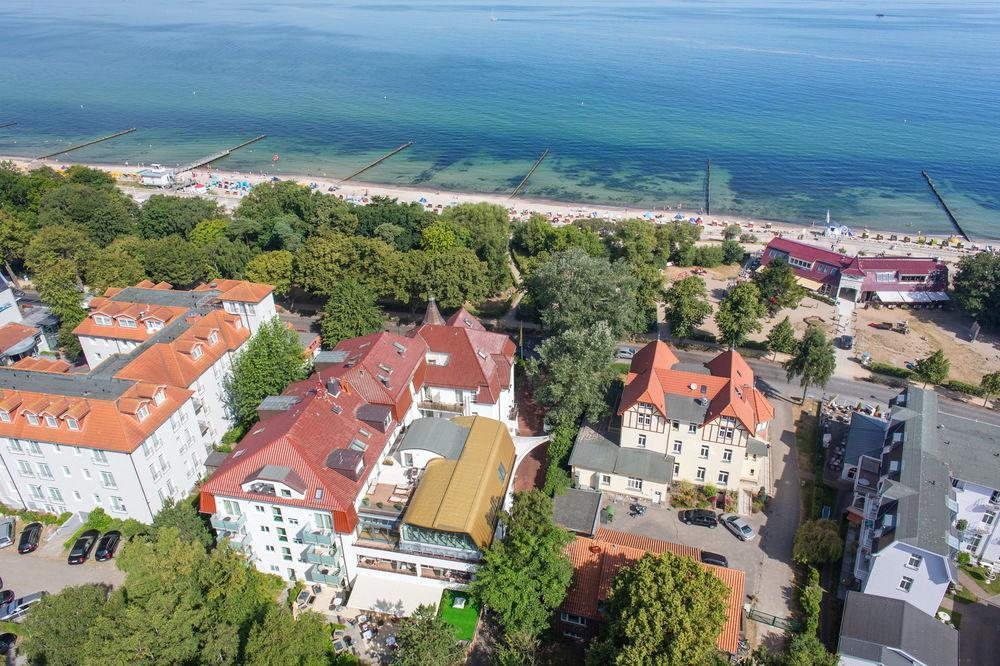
[569,341,774,502]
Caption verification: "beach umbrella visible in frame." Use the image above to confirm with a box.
[419,197,428,204]
[643,211,654,219]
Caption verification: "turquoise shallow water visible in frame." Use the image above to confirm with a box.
[1,0,998,236]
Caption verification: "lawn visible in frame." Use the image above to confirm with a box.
[960,563,1000,596]
[938,606,962,629]
[438,589,479,641]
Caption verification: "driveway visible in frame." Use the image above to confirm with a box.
[0,547,124,598]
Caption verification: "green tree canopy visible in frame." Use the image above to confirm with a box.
[527,322,617,428]
[21,583,110,666]
[784,324,836,401]
[586,551,730,666]
[318,278,384,348]
[720,239,746,264]
[952,252,1000,325]
[654,221,702,265]
[25,223,97,275]
[293,229,400,298]
[722,224,742,240]
[355,196,431,249]
[404,248,489,309]
[203,237,255,280]
[438,202,512,293]
[84,245,147,293]
[472,490,574,638]
[0,161,63,212]
[139,194,222,239]
[981,370,1000,406]
[663,275,712,339]
[714,281,767,348]
[243,607,334,666]
[753,258,806,314]
[526,249,647,338]
[244,250,294,295]
[0,208,32,269]
[188,217,230,247]
[393,604,465,666]
[692,244,725,268]
[34,257,86,357]
[792,519,844,564]
[141,235,209,287]
[766,316,797,359]
[914,348,949,387]
[420,221,461,253]
[151,496,214,550]
[38,183,137,244]
[225,318,307,429]
[64,165,116,189]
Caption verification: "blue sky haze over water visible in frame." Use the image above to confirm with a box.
[1,0,998,235]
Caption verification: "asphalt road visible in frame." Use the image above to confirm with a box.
[0,548,123,598]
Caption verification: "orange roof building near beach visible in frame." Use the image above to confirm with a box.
[556,528,745,655]
[0,279,275,523]
[569,341,773,504]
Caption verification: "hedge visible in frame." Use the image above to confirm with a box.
[0,504,71,526]
[868,362,913,379]
[944,380,985,398]
[806,292,837,306]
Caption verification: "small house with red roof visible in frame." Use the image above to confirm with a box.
[761,237,949,305]
[569,341,773,503]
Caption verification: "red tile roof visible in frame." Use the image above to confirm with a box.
[324,332,426,421]
[194,279,274,303]
[74,299,189,341]
[11,357,71,373]
[619,342,773,433]
[411,309,515,404]
[0,323,38,354]
[561,528,744,654]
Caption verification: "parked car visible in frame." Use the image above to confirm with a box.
[95,530,122,562]
[840,334,854,350]
[0,632,15,653]
[0,591,46,621]
[723,515,758,541]
[700,551,729,567]
[616,347,637,360]
[17,521,42,554]
[0,517,14,548]
[679,509,718,529]
[0,591,13,605]
[68,529,100,565]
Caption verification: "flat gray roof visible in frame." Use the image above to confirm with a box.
[838,591,957,666]
[398,417,470,460]
[664,393,710,424]
[112,286,218,309]
[844,411,889,467]
[553,488,602,535]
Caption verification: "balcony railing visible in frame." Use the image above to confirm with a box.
[303,548,339,567]
[305,563,343,586]
[301,524,335,546]
[193,397,205,414]
[224,532,251,553]
[211,514,247,531]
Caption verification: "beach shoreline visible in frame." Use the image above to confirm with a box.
[3,155,981,262]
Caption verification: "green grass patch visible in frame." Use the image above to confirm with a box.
[438,589,479,641]
[960,563,1000,596]
[938,606,962,629]
[612,362,631,378]
[946,586,979,604]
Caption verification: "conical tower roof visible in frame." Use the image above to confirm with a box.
[422,297,446,326]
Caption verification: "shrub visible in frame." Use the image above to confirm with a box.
[739,339,769,351]
[957,552,972,565]
[944,380,985,398]
[956,519,968,531]
[869,362,913,379]
[0,504,71,526]
[221,427,245,447]
[805,292,836,306]
[686,330,718,343]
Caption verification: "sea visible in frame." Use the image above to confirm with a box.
[1,0,998,236]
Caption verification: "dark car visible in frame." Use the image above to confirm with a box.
[700,551,729,567]
[95,530,122,562]
[840,334,854,350]
[679,509,718,528]
[0,632,15,653]
[68,529,100,565]
[0,591,12,605]
[17,521,42,554]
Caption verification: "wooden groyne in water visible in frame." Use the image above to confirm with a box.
[175,135,268,173]
[510,148,549,198]
[339,141,413,183]
[705,159,712,216]
[35,127,136,160]
[921,170,970,242]
[0,121,16,130]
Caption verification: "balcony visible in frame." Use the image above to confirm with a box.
[199,419,211,437]
[305,563,343,586]
[193,396,205,414]
[303,547,339,567]
[418,399,468,417]
[225,532,251,553]
[211,514,246,531]
[301,524,335,546]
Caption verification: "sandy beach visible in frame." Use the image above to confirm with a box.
[4,156,982,264]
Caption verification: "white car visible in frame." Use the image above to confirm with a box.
[723,515,757,541]
[616,347,637,360]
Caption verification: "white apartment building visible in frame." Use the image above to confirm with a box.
[0,279,275,522]
[569,342,773,505]
[846,387,1000,616]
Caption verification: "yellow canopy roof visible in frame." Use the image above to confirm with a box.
[795,275,825,291]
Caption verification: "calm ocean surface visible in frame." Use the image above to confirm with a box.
[1,0,998,235]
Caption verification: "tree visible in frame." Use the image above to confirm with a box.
[25,223,97,275]
[720,239,745,264]
[225,318,307,429]
[64,165,116,189]
[715,281,767,348]
[33,258,86,358]
[244,250,293,295]
[141,235,209,286]
[84,245,146,292]
[189,218,230,247]
[318,279,384,348]
[798,567,822,635]
[784,324,836,402]
[420,222,460,253]
[38,183,137,244]
[542,425,576,496]
[0,209,31,274]
[663,275,712,339]
[914,348,949,388]
[139,194,222,239]
[766,316,797,359]
[527,323,617,428]
[586,552,729,666]
[952,252,1000,325]
[526,249,646,338]
[981,370,1000,406]
[293,230,400,298]
[203,237,254,280]
[393,604,465,666]
[355,196,430,249]
[692,244,725,268]
[439,203,511,293]
[792,519,843,564]
[722,223,742,240]
[753,258,805,314]
[151,496,214,550]
[21,584,109,666]
[243,607,333,666]
[472,491,574,638]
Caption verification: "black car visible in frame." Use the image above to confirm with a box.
[17,521,42,554]
[678,509,718,528]
[95,530,122,562]
[68,529,100,565]
[700,551,729,567]
[0,591,12,605]
[0,632,15,653]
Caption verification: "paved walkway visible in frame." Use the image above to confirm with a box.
[0,549,124,597]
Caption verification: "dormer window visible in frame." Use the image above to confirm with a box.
[0,410,9,423]
[208,331,218,345]
[136,404,149,421]
[44,415,58,428]
[234,319,243,330]
[94,315,112,326]
[146,320,163,332]
[153,388,166,406]
[25,413,38,426]
[191,345,203,360]
[65,418,80,431]
[119,317,137,329]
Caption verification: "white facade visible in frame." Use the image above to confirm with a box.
[0,399,208,523]
[860,542,951,617]
[952,479,1000,564]
[79,335,141,368]
[0,285,22,328]
[418,377,516,432]
[221,294,276,336]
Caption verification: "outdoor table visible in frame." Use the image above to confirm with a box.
[385,636,397,648]
[362,629,374,640]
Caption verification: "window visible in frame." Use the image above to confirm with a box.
[688,423,697,434]
[696,467,706,482]
[16,460,33,477]
[984,511,996,526]
[146,320,163,332]
[272,507,283,522]
[281,546,292,562]
[73,491,81,501]
[82,469,91,480]
[906,553,923,570]
[165,479,177,495]
[560,612,589,626]
[6,440,22,453]
[255,505,266,513]
[149,463,160,481]
[718,471,729,485]
[66,418,79,431]
[28,485,44,500]
[153,388,165,406]
[722,449,733,463]
[402,452,414,467]
[279,488,291,498]
[44,415,58,428]
[276,527,287,542]
[94,314,112,326]
[26,441,42,456]
[25,413,39,426]
[93,494,102,504]
[952,478,965,490]
[136,405,149,421]
[111,496,126,513]
[222,499,241,516]
[991,490,1000,504]
[100,471,117,489]
[563,630,583,640]
[672,441,682,454]
[699,444,710,459]
[966,534,983,551]
[626,477,643,491]
[37,463,53,479]
[118,317,137,328]
[0,410,10,423]
[48,487,64,503]
[788,256,812,270]
[875,271,896,283]
[600,474,611,486]
[62,466,71,477]
[191,346,203,360]
[264,545,275,552]
[209,331,219,345]
[672,420,680,431]
[673,463,680,476]
[898,576,913,592]
[637,435,647,449]
[497,462,507,482]
[260,526,271,533]
[288,518,299,526]
[92,450,108,465]
[158,454,169,472]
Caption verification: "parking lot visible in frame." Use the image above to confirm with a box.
[0,544,124,598]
